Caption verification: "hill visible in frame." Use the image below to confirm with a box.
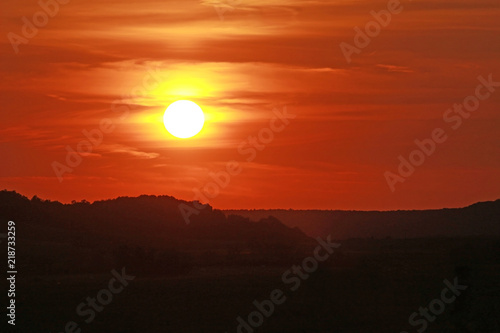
[0,190,313,275]
[226,199,500,239]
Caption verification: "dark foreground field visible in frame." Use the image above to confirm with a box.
[14,238,500,333]
[2,193,499,332]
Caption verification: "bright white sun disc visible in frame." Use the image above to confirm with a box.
[163,100,205,139]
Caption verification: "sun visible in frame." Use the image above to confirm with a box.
[163,100,205,139]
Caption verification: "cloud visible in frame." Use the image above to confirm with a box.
[99,144,160,159]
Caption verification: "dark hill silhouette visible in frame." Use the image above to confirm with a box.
[0,190,312,275]
[226,199,500,239]
[0,190,309,244]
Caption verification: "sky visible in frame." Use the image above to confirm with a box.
[1,0,499,210]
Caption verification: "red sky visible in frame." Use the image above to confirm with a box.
[1,0,499,210]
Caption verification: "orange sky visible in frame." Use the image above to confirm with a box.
[1,0,499,210]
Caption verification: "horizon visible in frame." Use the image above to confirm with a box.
[3,189,499,212]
